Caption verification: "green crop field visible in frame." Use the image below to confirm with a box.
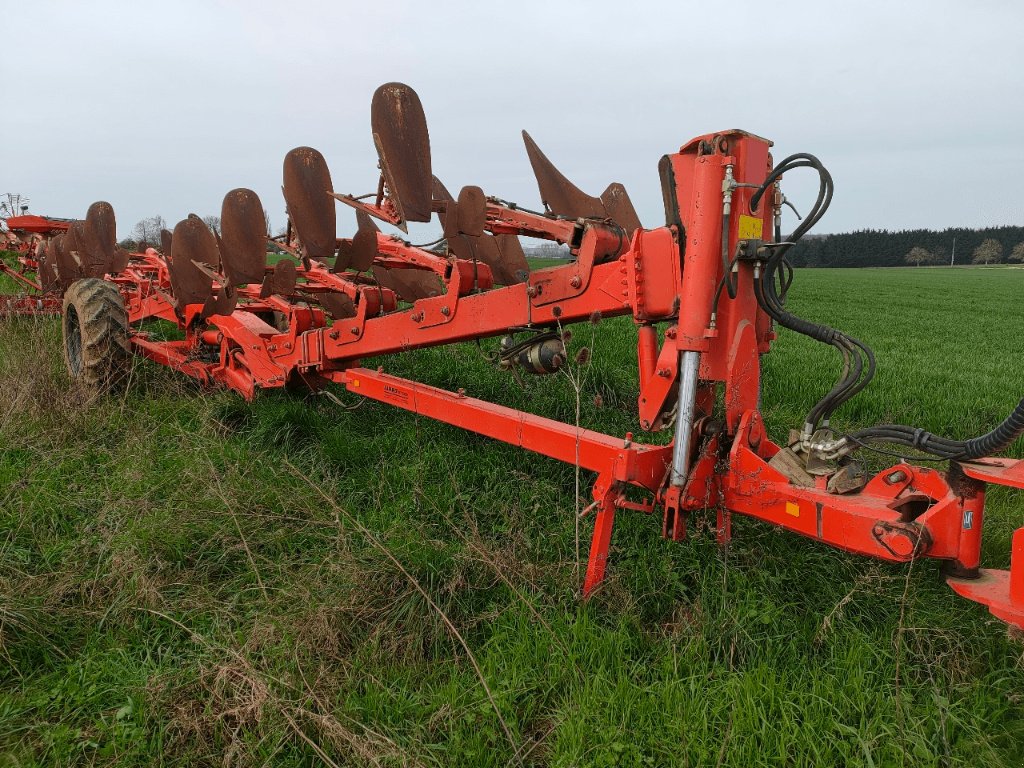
[1,266,1023,766]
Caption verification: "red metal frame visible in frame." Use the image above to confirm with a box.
[0,214,70,316]
[11,129,1024,631]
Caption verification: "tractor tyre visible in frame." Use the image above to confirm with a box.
[62,278,131,396]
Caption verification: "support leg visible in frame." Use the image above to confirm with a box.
[583,475,619,597]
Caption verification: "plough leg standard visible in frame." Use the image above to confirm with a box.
[11,83,1024,630]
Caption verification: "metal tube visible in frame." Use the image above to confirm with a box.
[670,350,701,487]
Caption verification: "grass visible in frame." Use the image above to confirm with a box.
[1,266,1023,766]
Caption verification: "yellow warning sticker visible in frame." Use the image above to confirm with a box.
[737,214,763,241]
[785,502,800,517]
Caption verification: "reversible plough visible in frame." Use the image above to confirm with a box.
[5,83,1024,631]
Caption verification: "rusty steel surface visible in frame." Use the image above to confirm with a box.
[447,232,528,286]
[434,176,529,286]
[52,232,80,287]
[35,241,57,292]
[371,264,442,302]
[431,174,453,203]
[259,260,297,299]
[220,188,268,286]
[160,228,173,256]
[371,82,432,225]
[522,130,607,220]
[202,289,238,319]
[333,239,355,273]
[83,201,117,277]
[434,177,460,239]
[522,130,642,237]
[599,182,642,237]
[492,233,530,285]
[283,147,336,262]
[456,186,487,237]
[168,215,218,308]
[349,228,379,273]
[318,292,356,319]
[350,210,379,272]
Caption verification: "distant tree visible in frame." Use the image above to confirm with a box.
[930,245,951,266]
[202,215,221,235]
[1008,243,1024,263]
[972,238,1003,265]
[904,246,934,267]
[263,208,272,237]
[118,238,138,251]
[132,215,166,248]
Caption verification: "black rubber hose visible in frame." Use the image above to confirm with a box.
[962,400,1024,457]
[751,152,1024,461]
[752,154,876,433]
[849,399,1024,460]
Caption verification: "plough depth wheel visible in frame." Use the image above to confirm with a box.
[62,278,130,395]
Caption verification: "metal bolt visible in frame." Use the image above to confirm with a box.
[886,470,907,484]
[329,330,339,340]
[441,306,450,316]
[351,327,359,335]
[569,276,581,288]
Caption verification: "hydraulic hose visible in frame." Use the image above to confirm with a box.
[850,398,1024,460]
[748,152,1024,461]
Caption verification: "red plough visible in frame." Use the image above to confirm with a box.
[0,212,71,317]
[11,83,1024,632]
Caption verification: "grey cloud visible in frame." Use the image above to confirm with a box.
[5,0,1022,238]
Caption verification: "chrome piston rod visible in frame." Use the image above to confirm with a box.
[670,350,701,487]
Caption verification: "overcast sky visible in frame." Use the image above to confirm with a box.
[5,0,1023,241]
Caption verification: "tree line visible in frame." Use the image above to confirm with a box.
[117,215,1024,269]
[787,226,1024,268]
[118,212,275,251]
